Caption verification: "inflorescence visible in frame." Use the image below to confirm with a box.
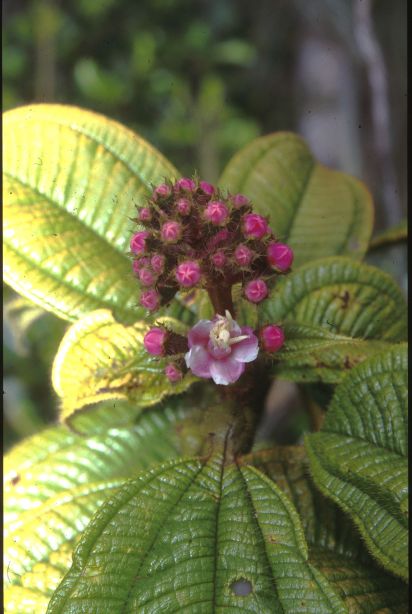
[130,177,293,386]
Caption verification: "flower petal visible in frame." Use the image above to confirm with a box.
[231,328,259,363]
[187,320,213,348]
[210,357,245,385]
[185,346,211,378]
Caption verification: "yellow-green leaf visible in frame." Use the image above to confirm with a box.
[219,132,373,267]
[3,104,179,323]
[52,309,195,422]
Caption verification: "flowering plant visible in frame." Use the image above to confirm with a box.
[3,105,408,613]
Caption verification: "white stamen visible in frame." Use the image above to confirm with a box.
[209,311,247,350]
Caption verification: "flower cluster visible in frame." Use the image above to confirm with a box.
[130,177,293,313]
[143,312,285,386]
[133,177,292,386]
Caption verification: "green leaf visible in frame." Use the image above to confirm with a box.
[219,133,373,267]
[242,447,408,612]
[2,104,179,323]
[305,345,408,580]
[270,323,397,384]
[259,257,407,343]
[48,452,347,613]
[4,295,47,355]
[4,401,194,613]
[51,309,196,422]
[309,549,408,614]
[369,218,407,250]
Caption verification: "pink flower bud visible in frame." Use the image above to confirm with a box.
[204,200,229,225]
[211,251,226,268]
[243,213,269,239]
[244,279,268,303]
[234,244,253,267]
[232,193,250,208]
[138,207,152,222]
[151,254,165,274]
[132,257,150,273]
[144,327,167,356]
[130,231,150,255]
[138,267,156,286]
[140,289,160,311]
[153,184,171,199]
[260,324,285,352]
[165,363,183,382]
[175,261,201,287]
[161,220,182,243]
[267,242,294,271]
[199,181,215,196]
[175,177,196,192]
[176,198,191,216]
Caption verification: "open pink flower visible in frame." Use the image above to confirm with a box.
[185,311,259,385]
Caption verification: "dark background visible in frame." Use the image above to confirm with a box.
[3,0,407,449]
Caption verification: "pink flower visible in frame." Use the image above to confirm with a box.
[176,198,191,216]
[175,261,201,287]
[244,279,268,303]
[204,201,229,225]
[199,181,215,196]
[185,311,259,385]
[243,213,269,239]
[267,242,294,271]
[138,207,152,222]
[165,363,183,382]
[130,231,150,255]
[153,184,171,199]
[140,289,160,311]
[138,267,156,286]
[232,193,250,208]
[175,177,196,192]
[234,244,253,267]
[161,220,182,243]
[144,327,167,356]
[260,324,284,352]
[151,254,165,274]
[211,251,226,268]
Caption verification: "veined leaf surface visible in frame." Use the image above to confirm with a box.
[259,257,407,342]
[4,401,194,614]
[48,452,347,613]
[305,345,408,580]
[219,133,373,267]
[3,104,179,323]
[242,447,408,613]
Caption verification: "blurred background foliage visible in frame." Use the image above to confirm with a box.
[3,0,406,450]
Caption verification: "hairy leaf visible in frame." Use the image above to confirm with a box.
[219,133,373,266]
[3,104,179,323]
[305,345,408,580]
[4,401,194,613]
[242,447,408,612]
[51,309,195,422]
[259,257,407,343]
[48,452,347,613]
[269,323,397,384]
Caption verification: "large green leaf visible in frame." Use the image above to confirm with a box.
[51,309,196,422]
[3,400,195,614]
[269,323,397,384]
[48,451,347,613]
[2,104,179,323]
[242,447,408,612]
[259,257,407,342]
[305,345,408,580]
[219,133,373,267]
